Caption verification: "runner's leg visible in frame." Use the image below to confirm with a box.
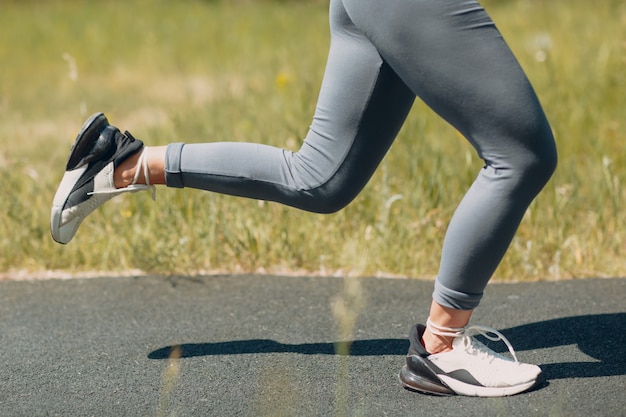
[343,0,557,311]
[164,0,415,214]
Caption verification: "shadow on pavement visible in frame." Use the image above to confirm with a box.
[498,312,626,380]
[148,313,625,380]
[149,338,408,358]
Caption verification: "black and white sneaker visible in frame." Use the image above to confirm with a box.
[50,113,154,244]
[399,322,544,397]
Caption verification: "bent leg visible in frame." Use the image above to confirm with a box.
[164,0,415,214]
[343,0,557,309]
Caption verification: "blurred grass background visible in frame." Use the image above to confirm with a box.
[0,0,624,280]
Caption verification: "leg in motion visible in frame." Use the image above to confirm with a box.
[51,0,415,242]
[343,0,556,396]
[162,0,415,213]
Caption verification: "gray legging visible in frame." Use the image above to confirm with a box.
[164,0,557,310]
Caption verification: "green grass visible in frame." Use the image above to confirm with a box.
[0,0,624,280]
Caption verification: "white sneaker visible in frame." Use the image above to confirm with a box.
[50,113,154,244]
[399,322,544,397]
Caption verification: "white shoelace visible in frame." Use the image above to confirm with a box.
[89,147,156,200]
[426,317,519,362]
[133,147,157,200]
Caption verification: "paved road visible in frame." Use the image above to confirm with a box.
[1,275,624,417]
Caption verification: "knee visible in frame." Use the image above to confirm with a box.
[522,124,558,187]
[481,118,557,199]
[303,184,359,214]
[501,122,557,197]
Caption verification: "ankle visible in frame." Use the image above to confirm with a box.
[421,317,468,354]
[422,330,454,354]
[115,145,166,188]
[114,149,143,189]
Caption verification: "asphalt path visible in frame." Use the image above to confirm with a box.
[1,275,624,417]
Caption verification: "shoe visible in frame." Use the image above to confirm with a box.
[399,323,544,397]
[50,113,155,244]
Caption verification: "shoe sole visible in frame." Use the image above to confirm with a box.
[400,364,545,397]
[65,112,109,170]
[51,113,110,244]
[439,372,545,397]
[399,365,456,396]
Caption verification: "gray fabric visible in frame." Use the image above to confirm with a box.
[164,0,557,310]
